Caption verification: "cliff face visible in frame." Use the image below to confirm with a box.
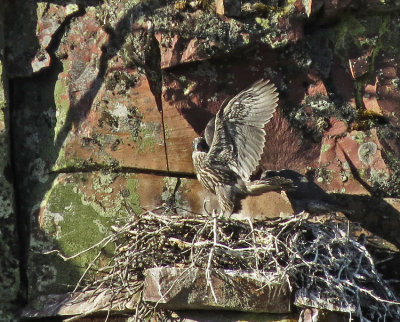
[1,0,400,320]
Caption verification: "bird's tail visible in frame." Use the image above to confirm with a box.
[246,177,295,195]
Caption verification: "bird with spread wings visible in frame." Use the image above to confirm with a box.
[192,79,293,217]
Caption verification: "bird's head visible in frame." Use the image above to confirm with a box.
[192,137,209,153]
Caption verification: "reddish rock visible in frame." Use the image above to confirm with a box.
[318,129,391,194]
[262,113,320,171]
[324,117,347,137]
[34,3,80,73]
[55,74,168,172]
[143,267,292,313]
[373,58,400,129]
[363,82,382,114]
[157,33,179,69]
[280,16,305,45]
[5,2,80,76]
[307,79,328,97]
[319,137,337,165]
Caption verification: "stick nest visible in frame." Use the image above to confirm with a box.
[65,207,400,321]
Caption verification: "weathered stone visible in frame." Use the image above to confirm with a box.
[157,33,217,69]
[317,129,391,194]
[295,288,355,315]
[324,117,347,137]
[375,57,400,128]
[32,3,80,73]
[22,290,139,319]
[236,191,294,220]
[27,172,195,299]
[362,82,382,114]
[216,0,241,17]
[54,72,168,172]
[177,310,299,321]
[177,178,220,215]
[5,2,80,77]
[163,92,198,173]
[143,267,292,313]
[306,74,328,97]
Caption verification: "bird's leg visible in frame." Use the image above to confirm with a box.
[202,199,211,216]
[246,218,259,273]
[206,209,218,303]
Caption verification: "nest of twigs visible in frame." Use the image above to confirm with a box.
[63,206,400,321]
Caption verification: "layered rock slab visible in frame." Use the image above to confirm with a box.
[143,267,292,313]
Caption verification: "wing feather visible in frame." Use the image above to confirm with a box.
[206,79,278,181]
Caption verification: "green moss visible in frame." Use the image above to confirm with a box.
[29,182,115,296]
[125,176,142,214]
[255,17,289,49]
[358,142,377,165]
[315,167,333,184]
[134,122,161,153]
[321,144,331,154]
[334,13,366,55]
[53,75,70,143]
[358,168,368,180]
[289,94,355,141]
[92,171,117,193]
[353,132,365,144]
[370,168,390,191]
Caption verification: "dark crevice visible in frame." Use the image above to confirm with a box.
[160,100,170,173]
[8,78,28,307]
[49,165,196,179]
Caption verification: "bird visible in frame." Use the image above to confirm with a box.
[192,79,294,217]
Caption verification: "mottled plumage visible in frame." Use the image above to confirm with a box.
[192,79,293,216]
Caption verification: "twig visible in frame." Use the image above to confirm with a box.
[44,235,114,261]
[206,210,218,303]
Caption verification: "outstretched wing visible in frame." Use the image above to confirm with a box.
[207,79,278,181]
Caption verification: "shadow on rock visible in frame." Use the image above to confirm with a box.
[264,169,400,251]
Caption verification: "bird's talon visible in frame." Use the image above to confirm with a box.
[203,199,211,216]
